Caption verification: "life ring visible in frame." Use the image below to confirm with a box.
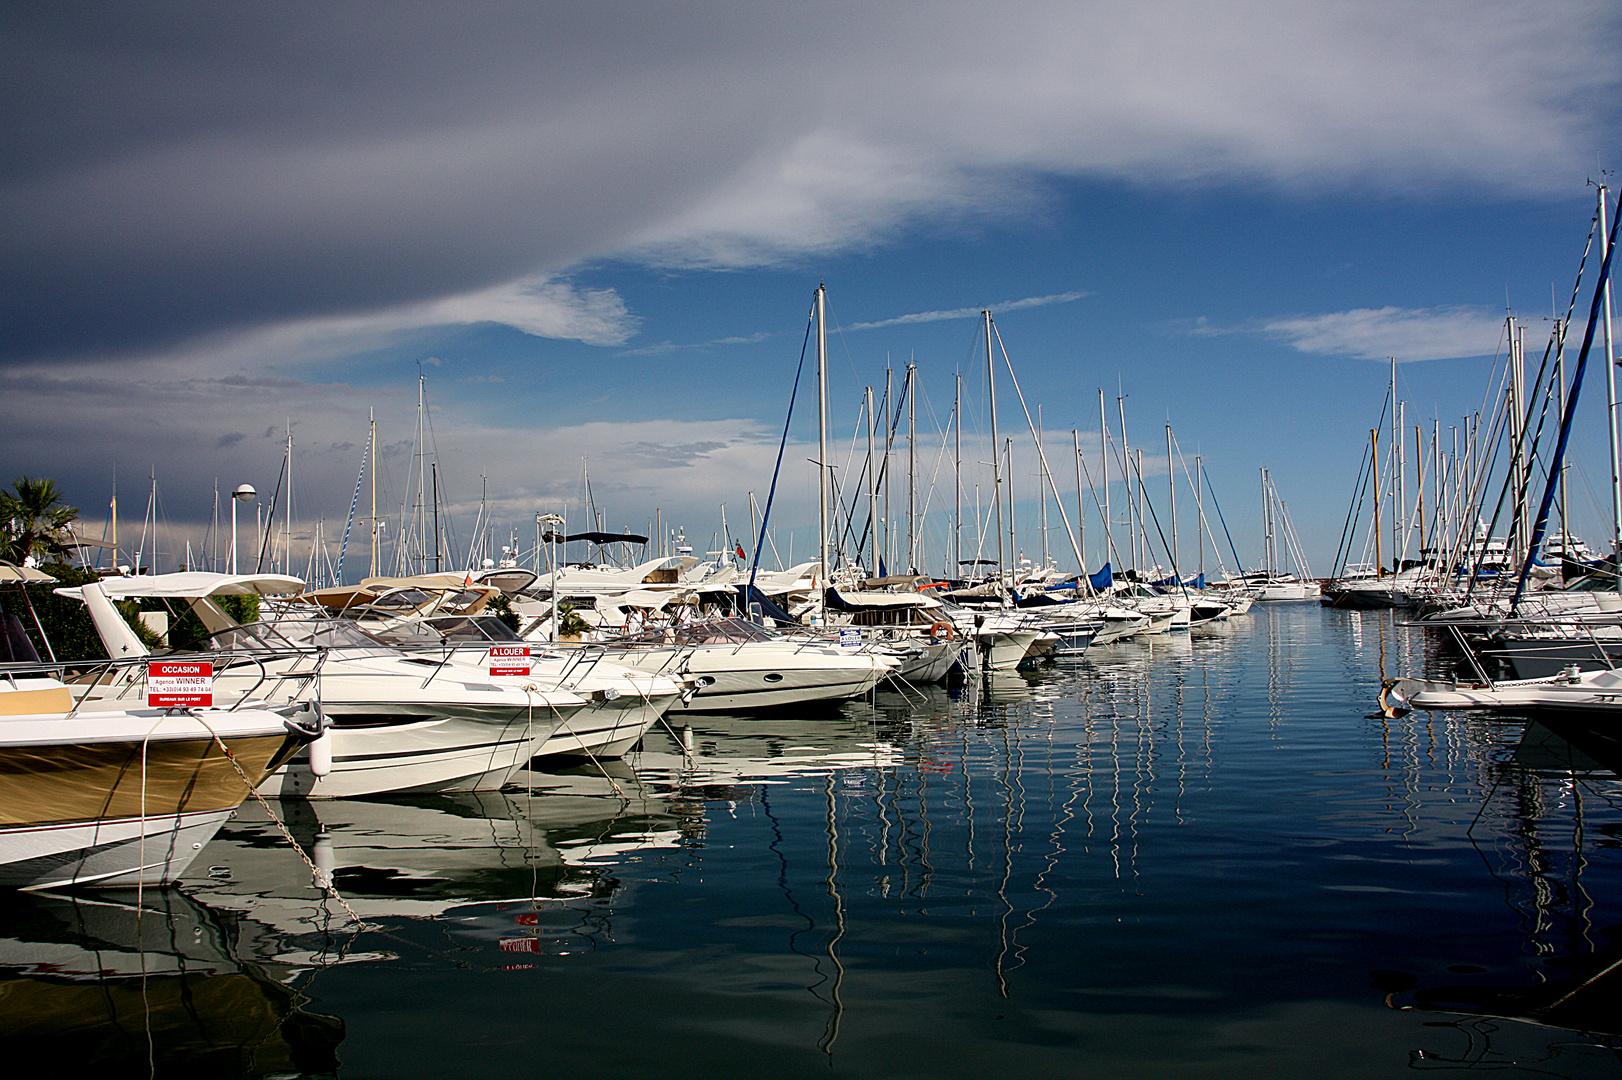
[928,621,954,639]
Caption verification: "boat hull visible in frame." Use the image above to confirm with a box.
[0,809,235,890]
[531,693,675,759]
[0,720,302,889]
[258,708,560,797]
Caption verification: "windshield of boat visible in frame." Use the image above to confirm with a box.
[367,615,524,647]
[181,618,385,653]
[620,616,777,646]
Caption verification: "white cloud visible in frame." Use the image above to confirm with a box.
[420,278,638,346]
[849,291,1091,331]
[1262,306,1509,362]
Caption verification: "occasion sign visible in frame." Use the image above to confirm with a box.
[489,645,531,677]
[147,660,214,708]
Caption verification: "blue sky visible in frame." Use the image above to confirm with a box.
[2,3,1618,578]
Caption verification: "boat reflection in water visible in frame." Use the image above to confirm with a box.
[0,887,343,1075]
[180,768,691,967]
[1384,717,1622,1065]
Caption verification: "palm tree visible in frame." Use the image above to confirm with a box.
[0,476,78,564]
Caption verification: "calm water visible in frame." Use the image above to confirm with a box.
[7,604,1622,1078]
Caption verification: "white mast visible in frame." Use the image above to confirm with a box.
[1073,429,1085,573]
[882,367,893,573]
[865,386,877,573]
[1196,454,1205,578]
[1506,319,1527,561]
[1038,405,1048,568]
[1598,184,1621,589]
[369,408,378,578]
[954,374,962,576]
[985,310,1003,580]
[1118,393,1133,571]
[1099,390,1110,574]
[816,284,830,622]
[1006,438,1016,572]
[1166,423,1178,577]
[907,363,917,572]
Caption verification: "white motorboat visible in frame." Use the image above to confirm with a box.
[604,617,895,711]
[971,611,1046,670]
[58,573,588,797]
[1383,667,1622,717]
[0,666,316,889]
[292,577,684,757]
[359,611,684,759]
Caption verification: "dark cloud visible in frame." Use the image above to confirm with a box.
[1,2,1613,367]
[215,432,246,449]
[0,3,794,362]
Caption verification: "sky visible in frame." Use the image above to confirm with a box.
[2,1,1619,580]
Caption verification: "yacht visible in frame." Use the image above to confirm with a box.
[56,573,588,797]
[0,664,316,888]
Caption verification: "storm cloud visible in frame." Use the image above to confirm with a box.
[2,1,1614,364]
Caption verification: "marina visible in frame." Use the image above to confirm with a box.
[5,604,1622,1077]
[2,5,1618,1077]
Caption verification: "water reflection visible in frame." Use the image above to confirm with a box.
[1376,717,1622,1067]
[0,888,343,1075]
[9,608,1622,1076]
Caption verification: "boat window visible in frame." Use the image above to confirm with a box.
[369,589,433,612]
[415,615,523,643]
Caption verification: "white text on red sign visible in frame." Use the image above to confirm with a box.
[489,645,531,676]
[148,661,215,708]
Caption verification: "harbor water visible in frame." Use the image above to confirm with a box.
[6,603,1622,1077]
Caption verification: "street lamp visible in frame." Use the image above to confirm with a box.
[230,484,257,574]
[538,513,565,642]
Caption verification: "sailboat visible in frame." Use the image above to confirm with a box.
[1244,468,1319,601]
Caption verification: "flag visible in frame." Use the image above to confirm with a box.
[735,543,746,559]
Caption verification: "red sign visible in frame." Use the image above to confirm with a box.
[499,937,541,953]
[489,645,531,677]
[147,661,214,708]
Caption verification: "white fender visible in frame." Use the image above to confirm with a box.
[307,729,333,777]
[313,832,335,879]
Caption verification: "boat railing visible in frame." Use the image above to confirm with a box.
[0,651,281,715]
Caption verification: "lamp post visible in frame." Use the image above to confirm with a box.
[539,513,565,643]
[230,484,257,574]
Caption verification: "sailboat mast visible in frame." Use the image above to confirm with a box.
[416,374,426,573]
[1599,184,1621,589]
[1099,389,1109,574]
[1167,423,1178,576]
[1118,394,1133,571]
[1196,454,1205,578]
[907,363,916,572]
[1371,430,1383,577]
[1038,406,1048,569]
[1396,397,1406,566]
[1414,424,1425,563]
[1135,449,1145,574]
[284,420,294,576]
[954,374,962,576]
[1006,438,1016,573]
[1504,320,1526,561]
[1073,429,1085,572]
[882,367,893,573]
[985,310,1003,580]
[865,386,876,572]
[1389,357,1401,570]
[370,408,378,578]
[816,284,830,621]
